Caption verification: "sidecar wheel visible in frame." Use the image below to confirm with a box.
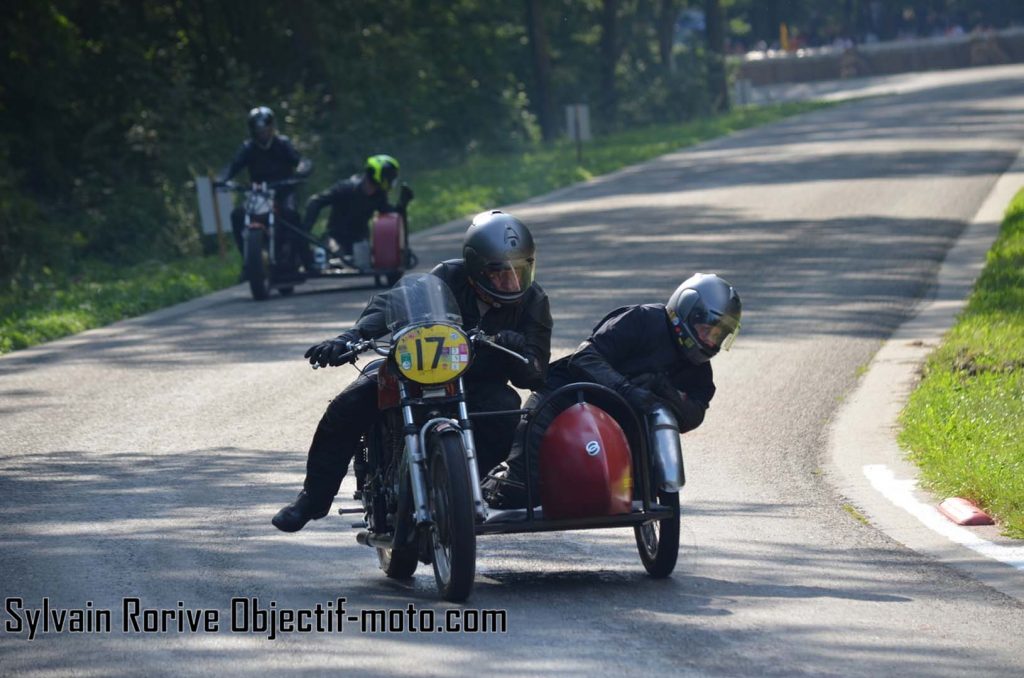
[634,491,681,578]
[377,547,418,579]
[243,229,271,301]
[428,432,476,602]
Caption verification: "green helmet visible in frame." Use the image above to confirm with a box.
[365,154,400,191]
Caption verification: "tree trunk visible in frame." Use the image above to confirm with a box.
[657,0,677,74]
[599,0,620,128]
[525,0,556,141]
[704,0,729,112]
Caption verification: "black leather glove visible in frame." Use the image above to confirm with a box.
[621,384,658,414]
[397,183,414,209]
[632,372,705,431]
[305,331,361,367]
[494,329,527,354]
[655,384,689,417]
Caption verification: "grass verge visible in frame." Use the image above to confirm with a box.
[1,100,830,355]
[0,258,238,353]
[898,188,1024,538]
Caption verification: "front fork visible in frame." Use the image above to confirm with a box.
[398,379,488,531]
[455,377,488,521]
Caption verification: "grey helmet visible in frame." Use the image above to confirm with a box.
[462,210,536,305]
[248,106,275,148]
[667,273,742,364]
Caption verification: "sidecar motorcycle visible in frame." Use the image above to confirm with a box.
[217,180,416,300]
[323,274,683,602]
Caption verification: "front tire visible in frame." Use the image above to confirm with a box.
[244,228,271,301]
[428,432,476,602]
[377,547,418,579]
[634,491,681,578]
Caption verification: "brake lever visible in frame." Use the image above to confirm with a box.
[472,333,530,364]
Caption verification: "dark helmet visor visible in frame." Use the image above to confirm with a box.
[483,257,534,297]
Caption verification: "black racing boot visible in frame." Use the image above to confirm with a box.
[272,490,331,533]
[481,463,527,510]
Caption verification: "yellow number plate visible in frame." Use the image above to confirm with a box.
[394,324,470,385]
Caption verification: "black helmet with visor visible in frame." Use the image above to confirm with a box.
[462,210,536,305]
[667,273,741,364]
[248,106,275,149]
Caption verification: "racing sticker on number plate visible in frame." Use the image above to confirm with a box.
[393,324,470,384]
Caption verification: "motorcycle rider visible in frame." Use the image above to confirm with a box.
[216,106,313,264]
[272,209,552,532]
[484,273,742,509]
[301,154,413,268]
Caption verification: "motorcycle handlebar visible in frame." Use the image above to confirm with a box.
[310,333,529,370]
[215,178,306,193]
[471,332,530,364]
[310,339,375,370]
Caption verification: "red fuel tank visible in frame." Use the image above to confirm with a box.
[372,212,404,270]
[539,402,633,519]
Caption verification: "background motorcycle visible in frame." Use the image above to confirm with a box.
[218,180,417,301]
[217,179,307,300]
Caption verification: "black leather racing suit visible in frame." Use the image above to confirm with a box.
[496,303,715,506]
[302,259,553,507]
[217,135,310,255]
[302,174,396,256]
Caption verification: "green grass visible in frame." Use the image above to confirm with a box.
[899,189,1024,538]
[0,257,239,353]
[0,100,830,355]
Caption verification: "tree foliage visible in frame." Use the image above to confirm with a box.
[2,0,1021,287]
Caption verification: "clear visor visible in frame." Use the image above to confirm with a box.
[483,258,534,296]
[689,305,740,352]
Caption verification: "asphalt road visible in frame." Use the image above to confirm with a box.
[3,65,1024,676]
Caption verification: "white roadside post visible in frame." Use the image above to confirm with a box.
[565,103,591,164]
[195,174,234,259]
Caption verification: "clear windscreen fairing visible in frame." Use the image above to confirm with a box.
[385,273,463,333]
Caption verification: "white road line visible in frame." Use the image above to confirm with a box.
[863,464,1024,571]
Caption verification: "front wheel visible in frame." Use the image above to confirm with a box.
[377,547,418,579]
[243,228,271,301]
[634,491,681,578]
[428,432,476,601]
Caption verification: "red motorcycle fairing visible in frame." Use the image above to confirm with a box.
[539,402,633,520]
[372,212,404,270]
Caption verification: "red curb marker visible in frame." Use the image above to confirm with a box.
[938,497,994,526]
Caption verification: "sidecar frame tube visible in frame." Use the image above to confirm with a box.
[476,504,676,536]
